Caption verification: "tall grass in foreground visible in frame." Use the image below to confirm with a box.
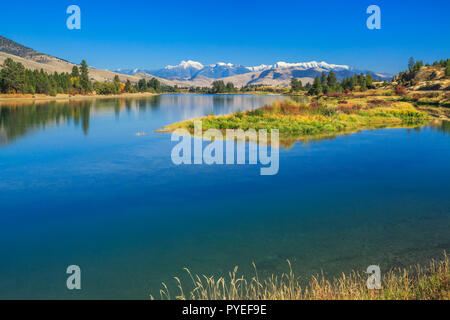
[153,253,449,300]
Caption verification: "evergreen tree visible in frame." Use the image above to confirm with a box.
[226,82,236,92]
[308,76,323,95]
[0,58,26,93]
[137,79,148,92]
[79,60,92,93]
[290,78,303,91]
[408,57,415,71]
[124,80,133,93]
[327,71,338,89]
[212,80,226,93]
[113,75,122,93]
[320,72,327,85]
[71,66,80,78]
[365,72,373,88]
[148,78,161,92]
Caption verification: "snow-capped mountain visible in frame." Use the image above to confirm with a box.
[192,62,252,79]
[115,60,392,86]
[116,60,356,79]
[247,64,273,72]
[166,60,204,70]
[275,61,350,71]
[247,61,351,72]
[151,60,204,79]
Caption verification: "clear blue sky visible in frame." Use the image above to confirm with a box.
[0,0,448,74]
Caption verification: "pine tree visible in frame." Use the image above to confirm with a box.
[408,57,415,71]
[137,79,148,92]
[226,82,236,92]
[71,66,80,78]
[365,72,373,88]
[309,76,323,95]
[321,72,327,85]
[327,71,338,90]
[0,58,26,93]
[212,80,226,93]
[148,78,161,92]
[79,60,92,93]
[290,78,303,91]
[124,80,133,93]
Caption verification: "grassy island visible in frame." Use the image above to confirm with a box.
[160,92,431,146]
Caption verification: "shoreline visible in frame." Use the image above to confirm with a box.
[0,92,160,102]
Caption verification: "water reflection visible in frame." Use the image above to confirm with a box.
[2,94,447,146]
[427,119,450,135]
[0,96,163,144]
[0,94,284,145]
[0,100,92,144]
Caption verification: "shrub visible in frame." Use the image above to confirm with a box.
[337,105,355,114]
[248,108,264,117]
[367,99,390,108]
[309,101,320,109]
[280,103,301,115]
[395,85,407,95]
[234,110,243,119]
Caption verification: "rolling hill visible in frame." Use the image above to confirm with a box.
[0,35,173,85]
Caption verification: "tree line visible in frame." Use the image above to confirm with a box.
[290,70,375,95]
[93,76,164,95]
[0,58,92,96]
[0,58,169,96]
[188,80,238,94]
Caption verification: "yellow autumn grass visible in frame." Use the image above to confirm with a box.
[153,253,450,300]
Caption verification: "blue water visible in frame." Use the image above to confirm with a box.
[0,94,449,299]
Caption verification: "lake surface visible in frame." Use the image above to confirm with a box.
[0,94,449,299]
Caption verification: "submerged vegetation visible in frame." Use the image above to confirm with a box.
[154,253,450,300]
[161,91,430,145]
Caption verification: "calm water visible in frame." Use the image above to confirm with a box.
[0,94,449,299]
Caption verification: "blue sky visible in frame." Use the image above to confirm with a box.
[0,0,449,74]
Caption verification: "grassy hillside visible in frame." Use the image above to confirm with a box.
[0,36,174,85]
[395,59,450,91]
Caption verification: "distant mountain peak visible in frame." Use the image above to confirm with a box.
[166,60,204,70]
[215,62,234,67]
[247,64,272,72]
[244,61,352,73]
[273,61,350,71]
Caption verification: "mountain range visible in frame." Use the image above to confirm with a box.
[0,35,392,88]
[116,60,392,87]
